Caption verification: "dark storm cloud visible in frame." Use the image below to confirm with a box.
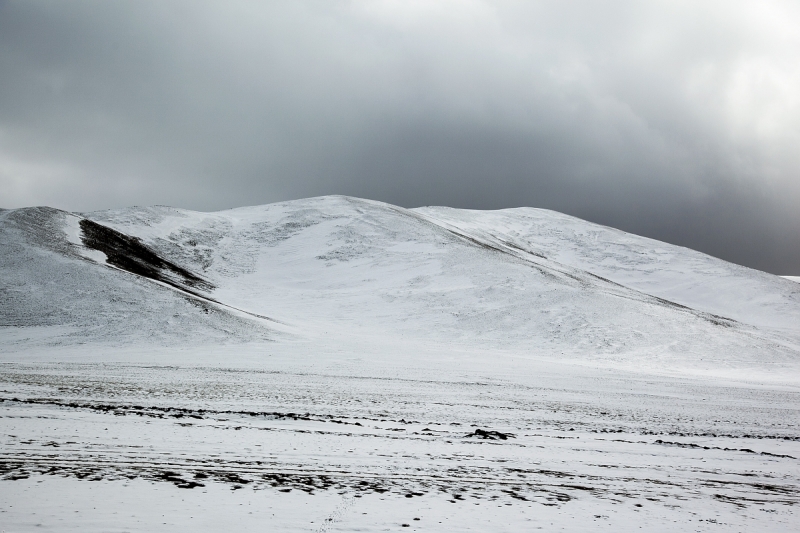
[1,0,799,273]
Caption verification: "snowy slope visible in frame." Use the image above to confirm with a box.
[2,196,799,377]
[415,205,800,339]
[0,206,275,351]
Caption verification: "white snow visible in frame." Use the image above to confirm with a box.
[414,205,800,339]
[1,196,799,531]
[62,212,108,264]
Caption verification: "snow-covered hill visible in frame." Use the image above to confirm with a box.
[3,196,800,532]
[0,206,274,350]
[2,195,798,379]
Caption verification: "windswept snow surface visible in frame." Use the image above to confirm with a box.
[1,196,799,531]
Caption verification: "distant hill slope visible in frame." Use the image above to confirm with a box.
[414,206,800,338]
[0,206,275,350]
[2,196,798,376]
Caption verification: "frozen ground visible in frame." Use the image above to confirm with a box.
[1,196,799,531]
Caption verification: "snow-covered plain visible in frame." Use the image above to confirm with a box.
[1,196,799,531]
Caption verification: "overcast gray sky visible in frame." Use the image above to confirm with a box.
[1,0,799,274]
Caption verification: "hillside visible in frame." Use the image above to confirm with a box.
[1,195,798,379]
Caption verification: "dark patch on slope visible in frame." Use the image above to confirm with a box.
[79,219,214,293]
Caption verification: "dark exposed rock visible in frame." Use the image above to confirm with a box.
[464,428,514,440]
